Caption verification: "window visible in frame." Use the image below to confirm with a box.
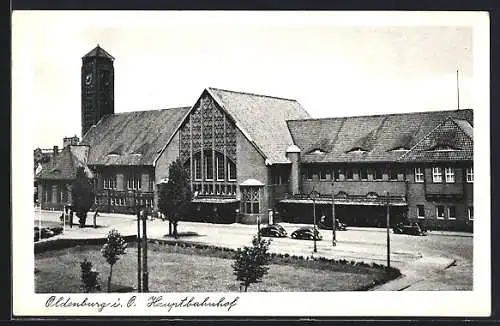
[205,152,213,180]
[468,206,473,220]
[333,168,340,181]
[432,167,443,183]
[345,168,353,180]
[306,168,313,180]
[103,175,117,189]
[194,156,202,180]
[374,168,383,180]
[417,205,425,219]
[360,168,368,181]
[241,186,260,214]
[448,206,456,220]
[445,167,455,183]
[319,168,328,180]
[127,173,141,190]
[228,160,236,181]
[148,175,154,191]
[216,155,225,181]
[390,169,398,181]
[52,185,58,203]
[436,205,445,219]
[466,167,474,183]
[415,168,424,183]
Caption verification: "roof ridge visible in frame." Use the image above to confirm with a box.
[111,107,191,116]
[208,87,298,102]
[286,108,473,123]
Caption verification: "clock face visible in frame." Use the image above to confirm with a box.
[84,73,93,85]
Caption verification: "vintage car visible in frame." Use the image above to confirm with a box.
[259,224,288,238]
[393,222,427,236]
[318,217,347,231]
[291,227,323,241]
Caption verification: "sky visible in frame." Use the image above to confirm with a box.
[12,11,484,149]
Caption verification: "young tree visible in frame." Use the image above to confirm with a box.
[80,259,101,293]
[101,229,127,292]
[157,158,192,239]
[232,235,272,292]
[71,167,94,227]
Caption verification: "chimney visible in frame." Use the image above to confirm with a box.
[53,146,59,156]
[63,136,79,148]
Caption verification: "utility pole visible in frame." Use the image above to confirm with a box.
[386,191,391,270]
[331,181,336,247]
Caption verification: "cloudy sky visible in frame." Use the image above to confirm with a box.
[12,11,485,149]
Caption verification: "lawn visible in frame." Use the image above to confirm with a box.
[35,242,394,292]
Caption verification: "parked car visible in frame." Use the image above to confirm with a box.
[318,217,347,231]
[393,222,427,236]
[291,227,323,241]
[259,224,288,238]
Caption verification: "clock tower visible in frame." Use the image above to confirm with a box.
[81,44,115,137]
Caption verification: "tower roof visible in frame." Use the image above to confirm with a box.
[82,44,115,60]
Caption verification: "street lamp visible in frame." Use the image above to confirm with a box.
[331,181,336,247]
[309,189,320,253]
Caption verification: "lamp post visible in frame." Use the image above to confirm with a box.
[386,191,391,270]
[309,189,320,253]
[136,208,142,293]
[141,206,149,292]
[331,181,336,247]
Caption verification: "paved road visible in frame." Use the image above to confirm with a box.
[34,209,473,290]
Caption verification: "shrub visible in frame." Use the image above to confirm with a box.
[80,259,101,293]
[232,235,272,292]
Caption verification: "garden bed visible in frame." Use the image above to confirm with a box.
[35,240,400,293]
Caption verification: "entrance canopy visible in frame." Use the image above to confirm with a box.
[280,196,407,207]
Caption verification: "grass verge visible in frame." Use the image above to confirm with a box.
[35,240,399,293]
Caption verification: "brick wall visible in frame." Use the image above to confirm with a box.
[236,129,269,224]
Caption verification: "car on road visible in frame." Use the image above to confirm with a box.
[393,222,427,236]
[291,227,323,241]
[259,224,287,238]
[318,217,347,231]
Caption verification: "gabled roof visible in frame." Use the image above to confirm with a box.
[207,87,311,164]
[82,45,115,60]
[287,109,473,163]
[80,107,190,166]
[36,145,93,180]
[399,117,473,162]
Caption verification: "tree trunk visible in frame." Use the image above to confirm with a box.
[173,222,178,239]
[107,264,113,293]
[244,283,248,292]
[169,221,172,236]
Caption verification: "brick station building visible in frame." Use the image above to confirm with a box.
[35,45,474,231]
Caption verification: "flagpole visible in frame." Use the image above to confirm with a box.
[456,70,460,110]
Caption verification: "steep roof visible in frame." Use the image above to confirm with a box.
[36,145,93,180]
[82,45,115,60]
[207,87,311,164]
[399,117,473,162]
[287,109,473,163]
[80,107,190,166]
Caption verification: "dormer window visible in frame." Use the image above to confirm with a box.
[107,152,120,157]
[347,147,367,153]
[391,147,409,152]
[309,148,326,155]
[429,144,460,151]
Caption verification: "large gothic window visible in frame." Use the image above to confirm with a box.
[188,151,236,182]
